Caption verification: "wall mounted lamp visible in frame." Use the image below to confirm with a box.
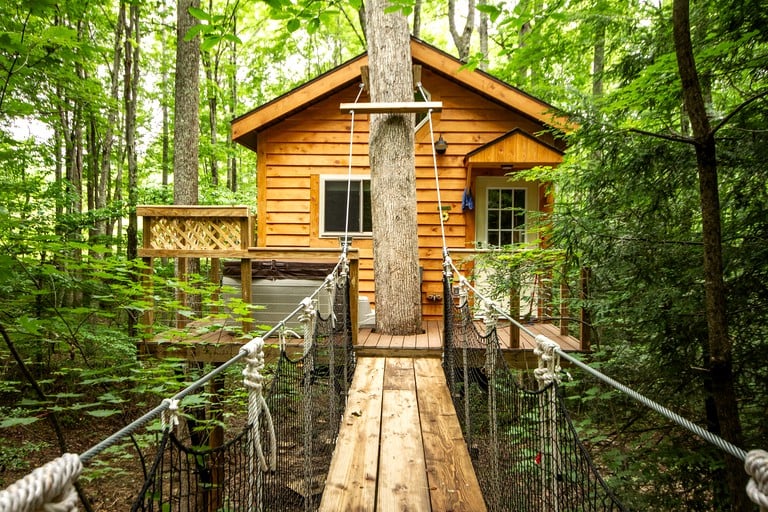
[434,134,448,155]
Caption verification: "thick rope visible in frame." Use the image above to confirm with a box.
[343,83,365,249]
[534,334,562,388]
[242,337,277,473]
[418,82,449,259]
[0,453,82,512]
[746,449,768,511]
[159,398,180,434]
[242,337,276,512]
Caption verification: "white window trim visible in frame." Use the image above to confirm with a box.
[475,176,539,248]
[319,174,373,238]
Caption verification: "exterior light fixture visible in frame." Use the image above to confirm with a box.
[434,134,448,155]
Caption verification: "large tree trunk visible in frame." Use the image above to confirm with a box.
[672,0,747,509]
[174,0,200,206]
[365,0,422,335]
[174,0,201,331]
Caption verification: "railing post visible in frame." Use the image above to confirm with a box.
[241,258,252,334]
[509,284,520,349]
[579,267,591,351]
[349,256,359,346]
[560,281,569,336]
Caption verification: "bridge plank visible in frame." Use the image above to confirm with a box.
[377,358,431,511]
[415,358,487,512]
[319,357,385,511]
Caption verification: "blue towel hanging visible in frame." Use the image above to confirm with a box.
[462,188,474,211]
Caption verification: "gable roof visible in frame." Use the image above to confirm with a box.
[231,38,568,153]
[464,128,564,168]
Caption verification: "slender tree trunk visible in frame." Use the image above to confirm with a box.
[412,0,422,37]
[366,0,422,335]
[672,0,747,509]
[592,14,605,97]
[448,0,475,61]
[125,2,140,262]
[478,0,488,70]
[227,18,237,192]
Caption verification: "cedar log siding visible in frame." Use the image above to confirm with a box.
[255,68,563,320]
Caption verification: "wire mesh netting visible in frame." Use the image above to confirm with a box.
[131,274,354,512]
[443,275,627,512]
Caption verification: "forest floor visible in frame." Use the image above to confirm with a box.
[1,410,151,511]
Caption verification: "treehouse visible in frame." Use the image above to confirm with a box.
[231,37,568,322]
[137,38,588,364]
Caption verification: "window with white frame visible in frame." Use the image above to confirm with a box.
[321,176,372,236]
[475,176,531,248]
[486,188,526,246]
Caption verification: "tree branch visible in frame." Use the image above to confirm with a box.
[711,88,768,136]
[628,127,695,145]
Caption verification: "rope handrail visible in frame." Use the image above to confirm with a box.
[444,254,767,509]
[83,250,347,465]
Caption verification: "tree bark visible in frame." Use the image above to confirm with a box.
[174,0,201,329]
[174,0,200,206]
[365,0,422,335]
[672,0,747,509]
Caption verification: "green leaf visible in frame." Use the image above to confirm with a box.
[188,6,211,21]
[476,4,502,22]
[286,18,301,32]
[201,36,220,52]
[0,417,40,428]
[86,409,122,418]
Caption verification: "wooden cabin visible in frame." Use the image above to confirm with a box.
[231,37,567,322]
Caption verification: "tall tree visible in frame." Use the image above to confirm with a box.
[365,0,422,335]
[671,0,745,507]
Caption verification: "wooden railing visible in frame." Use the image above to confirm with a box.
[136,206,359,344]
[451,249,591,351]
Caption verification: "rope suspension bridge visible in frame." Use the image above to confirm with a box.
[2,95,767,512]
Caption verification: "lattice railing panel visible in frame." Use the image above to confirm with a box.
[148,218,244,251]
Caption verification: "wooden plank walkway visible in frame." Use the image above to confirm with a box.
[319,357,487,512]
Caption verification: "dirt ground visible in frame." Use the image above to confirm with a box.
[1,411,154,511]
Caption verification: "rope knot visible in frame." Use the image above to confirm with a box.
[242,337,265,393]
[534,334,561,387]
[160,398,180,433]
[745,449,768,509]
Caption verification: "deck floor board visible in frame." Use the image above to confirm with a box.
[319,356,487,512]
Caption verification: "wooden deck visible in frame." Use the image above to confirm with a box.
[139,318,583,366]
[319,357,486,512]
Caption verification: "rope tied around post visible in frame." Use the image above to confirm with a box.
[299,297,317,372]
[746,449,768,511]
[0,453,82,512]
[534,334,562,388]
[159,398,180,434]
[242,337,277,473]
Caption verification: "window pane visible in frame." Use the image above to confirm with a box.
[500,211,512,229]
[500,230,512,246]
[514,189,526,209]
[488,189,499,207]
[325,181,360,232]
[362,180,372,232]
[500,190,514,209]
